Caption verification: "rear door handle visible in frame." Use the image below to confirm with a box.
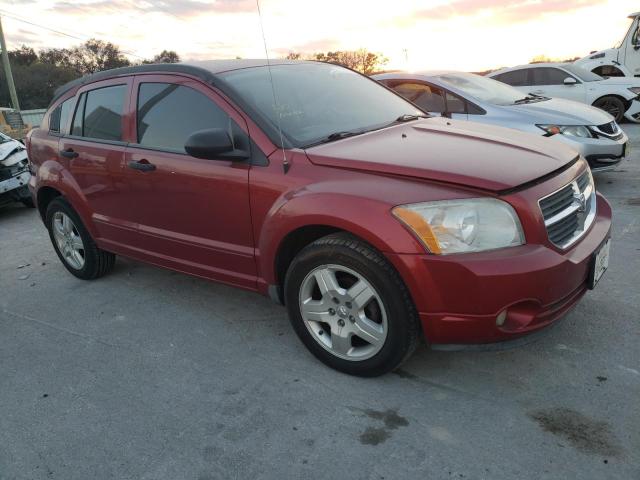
[128,159,156,172]
[60,148,79,159]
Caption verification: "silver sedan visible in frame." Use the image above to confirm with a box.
[373,71,628,172]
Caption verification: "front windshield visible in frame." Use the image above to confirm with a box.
[219,63,423,148]
[561,64,603,82]
[432,72,533,106]
[615,18,634,48]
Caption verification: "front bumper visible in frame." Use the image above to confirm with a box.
[623,99,640,123]
[0,170,31,206]
[552,131,628,172]
[387,194,612,345]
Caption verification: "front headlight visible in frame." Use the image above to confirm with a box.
[392,198,525,255]
[537,124,593,138]
[628,87,640,96]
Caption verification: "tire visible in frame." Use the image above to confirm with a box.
[45,197,115,280]
[592,96,625,123]
[284,233,420,377]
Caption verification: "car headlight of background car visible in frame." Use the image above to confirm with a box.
[392,198,525,254]
[536,124,593,138]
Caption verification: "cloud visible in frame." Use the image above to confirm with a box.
[6,28,43,47]
[50,0,256,17]
[272,37,341,56]
[411,0,601,23]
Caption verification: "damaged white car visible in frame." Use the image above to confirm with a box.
[0,132,33,208]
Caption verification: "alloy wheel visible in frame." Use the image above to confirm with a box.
[298,264,388,361]
[52,211,85,270]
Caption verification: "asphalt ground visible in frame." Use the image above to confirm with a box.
[1,125,639,480]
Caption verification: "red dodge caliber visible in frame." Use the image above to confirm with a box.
[27,60,612,376]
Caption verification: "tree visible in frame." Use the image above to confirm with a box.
[285,49,388,74]
[70,39,132,74]
[152,50,180,63]
[0,41,181,109]
[0,62,79,109]
[8,46,37,66]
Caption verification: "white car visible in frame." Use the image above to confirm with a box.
[0,131,32,209]
[575,11,640,78]
[488,63,640,123]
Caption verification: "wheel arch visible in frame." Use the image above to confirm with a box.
[34,160,99,238]
[36,185,63,220]
[592,93,630,109]
[259,194,425,304]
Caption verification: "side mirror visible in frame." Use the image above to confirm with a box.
[184,128,249,161]
[563,77,578,86]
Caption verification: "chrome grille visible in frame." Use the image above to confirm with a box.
[599,122,615,134]
[539,170,596,249]
[591,121,623,140]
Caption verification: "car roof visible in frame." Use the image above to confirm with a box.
[50,59,317,106]
[490,63,571,75]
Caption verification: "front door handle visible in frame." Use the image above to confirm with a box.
[128,159,156,172]
[60,148,79,159]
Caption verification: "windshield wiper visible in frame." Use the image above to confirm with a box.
[514,94,549,104]
[303,130,366,148]
[395,113,429,122]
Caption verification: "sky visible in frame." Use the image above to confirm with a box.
[0,0,638,72]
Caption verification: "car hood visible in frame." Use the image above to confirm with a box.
[0,139,26,167]
[506,97,614,125]
[305,118,578,192]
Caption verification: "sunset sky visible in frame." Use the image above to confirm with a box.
[0,0,637,71]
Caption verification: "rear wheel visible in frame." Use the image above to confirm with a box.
[284,233,420,377]
[45,198,115,280]
[593,96,625,123]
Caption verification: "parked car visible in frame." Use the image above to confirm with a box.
[575,11,640,78]
[0,131,32,209]
[374,71,628,171]
[488,63,640,123]
[26,60,612,376]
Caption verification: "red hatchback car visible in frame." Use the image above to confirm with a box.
[27,60,611,376]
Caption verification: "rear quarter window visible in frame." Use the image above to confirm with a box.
[49,98,74,135]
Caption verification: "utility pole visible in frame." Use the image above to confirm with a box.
[0,15,20,111]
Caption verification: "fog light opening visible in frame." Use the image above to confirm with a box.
[496,310,508,327]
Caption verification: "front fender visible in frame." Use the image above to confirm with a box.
[256,189,426,285]
[35,160,98,238]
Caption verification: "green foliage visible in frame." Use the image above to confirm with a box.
[2,41,181,109]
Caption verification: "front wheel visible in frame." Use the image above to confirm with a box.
[593,96,625,123]
[284,233,420,377]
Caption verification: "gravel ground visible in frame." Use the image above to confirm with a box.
[1,126,639,480]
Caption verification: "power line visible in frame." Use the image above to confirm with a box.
[0,9,146,60]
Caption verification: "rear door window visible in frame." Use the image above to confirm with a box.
[493,69,530,86]
[136,83,230,153]
[71,85,126,141]
[445,92,467,114]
